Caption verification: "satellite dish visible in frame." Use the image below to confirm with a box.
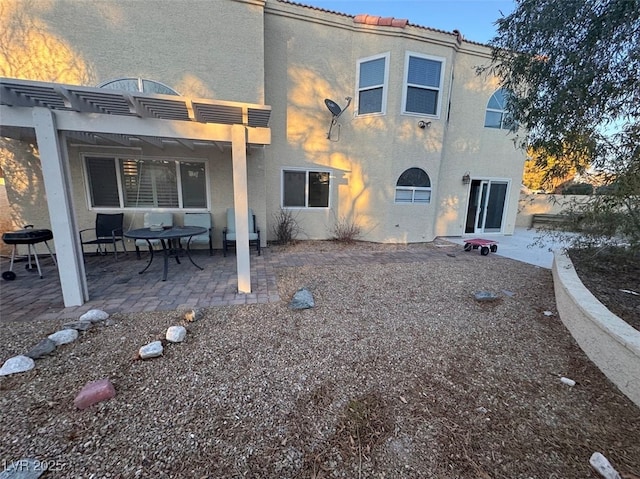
[324,97,352,140]
[325,98,343,117]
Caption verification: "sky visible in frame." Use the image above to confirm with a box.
[297,0,516,44]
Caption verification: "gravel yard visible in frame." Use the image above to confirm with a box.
[1,241,639,478]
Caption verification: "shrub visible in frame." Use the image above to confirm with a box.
[271,208,301,244]
[331,215,361,243]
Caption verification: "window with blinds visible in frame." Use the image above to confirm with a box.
[356,53,389,115]
[84,156,207,209]
[403,53,445,116]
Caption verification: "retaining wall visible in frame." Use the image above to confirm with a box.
[552,251,640,408]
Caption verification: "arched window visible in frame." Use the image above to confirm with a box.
[484,89,514,130]
[395,168,431,203]
[98,78,180,96]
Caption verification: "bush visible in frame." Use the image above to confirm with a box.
[271,208,301,244]
[331,215,361,243]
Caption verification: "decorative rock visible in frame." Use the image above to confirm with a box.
[25,338,56,359]
[79,309,109,323]
[166,326,187,343]
[289,287,315,310]
[139,341,163,359]
[47,329,79,346]
[590,452,621,479]
[0,355,35,376]
[474,291,501,302]
[73,378,116,410]
[62,320,93,331]
[560,377,576,387]
[183,308,203,322]
[0,458,46,478]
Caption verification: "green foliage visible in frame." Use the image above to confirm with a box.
[483,0,640,249]
[523,146,589,192]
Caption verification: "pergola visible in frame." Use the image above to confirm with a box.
[0,77,271,307]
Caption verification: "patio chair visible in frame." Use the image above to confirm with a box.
[135,212,174,259]
[223,208,260,256]
[79,213,127,260]
[181,212,213,255]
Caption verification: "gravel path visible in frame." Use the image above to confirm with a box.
[1,241,639,478]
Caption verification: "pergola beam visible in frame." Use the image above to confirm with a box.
[1,77,272,307]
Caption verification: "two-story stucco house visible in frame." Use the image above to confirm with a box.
[0,0,525,306]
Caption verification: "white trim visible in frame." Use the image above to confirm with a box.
[355,52,390,117]
[401,51,446,118]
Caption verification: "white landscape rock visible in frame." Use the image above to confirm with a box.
[79,309,110,323]
[590,452,621,479]
[47,329,79,346]
[139,341,163,359]
[166,326,187,343]
[0,355,36,376]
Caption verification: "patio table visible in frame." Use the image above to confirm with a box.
[124,226,207,281]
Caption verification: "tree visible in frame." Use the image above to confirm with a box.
[482,0,640,249]
[523,146,590,193]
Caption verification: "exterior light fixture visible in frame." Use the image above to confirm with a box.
[462,172,471,185]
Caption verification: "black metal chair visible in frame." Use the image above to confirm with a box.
[79,213,127,259]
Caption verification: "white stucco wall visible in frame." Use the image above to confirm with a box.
[25,0,266,103]
[1,0,268,249]
[2,0,526,246]
[263,1,526,243]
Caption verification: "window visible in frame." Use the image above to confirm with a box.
[84,156,207,209]
[402,53,445,116]
[395,168,431,203]
[356,53,389,115]
[98,78,180,96]
[282,169,330,208]
[484,89,514,129]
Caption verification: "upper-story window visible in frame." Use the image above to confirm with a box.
[356,53,389,115]
[395,167,432,203]
[98,78,180,96]
[402,53,445,117]
[484,89,514,129]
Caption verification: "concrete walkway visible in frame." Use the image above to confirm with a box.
[443,226,572,269]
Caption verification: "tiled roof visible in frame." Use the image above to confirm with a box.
[276,1,444,34]
[275,0,487,46]
[353,14,408,28]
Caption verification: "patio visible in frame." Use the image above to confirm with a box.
[0,247,279,322]
[0,242,454,323]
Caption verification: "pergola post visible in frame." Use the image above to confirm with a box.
[231,124,251,293]
[32,108,87,306]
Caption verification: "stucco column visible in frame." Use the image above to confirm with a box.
[231,124,251,293]
[32,108,88,306]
